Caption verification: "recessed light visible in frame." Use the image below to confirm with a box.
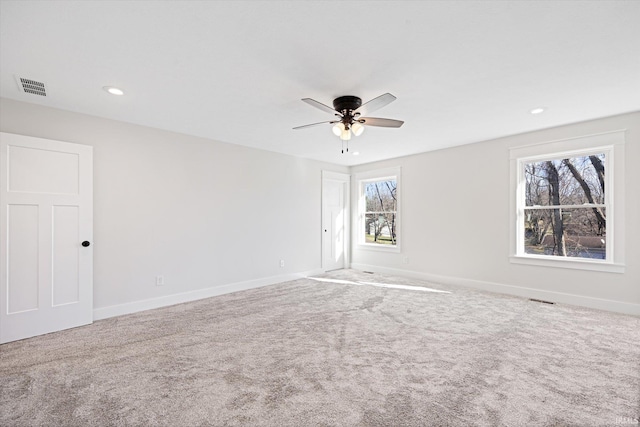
[103,86,124,96]
[530,107,546,115]
[352,151,360,156]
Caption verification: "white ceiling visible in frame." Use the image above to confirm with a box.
[1,1,639,166]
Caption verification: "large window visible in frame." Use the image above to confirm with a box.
[357,167,400,251]
[522,152,607,259]
[510,131,625,272]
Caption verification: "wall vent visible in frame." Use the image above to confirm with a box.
[15,76,47,96]
[529,298,555,305]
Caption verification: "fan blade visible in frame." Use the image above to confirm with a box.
[301,98,338,115]
[293,120,336,130]
[355,93,396,116]
[360,117,404,128]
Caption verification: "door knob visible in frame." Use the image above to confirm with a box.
[82,241,91,247]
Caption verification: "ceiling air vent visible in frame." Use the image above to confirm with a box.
[15,76,47,96]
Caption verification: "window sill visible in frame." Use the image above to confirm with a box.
[510,255,625,273]
[357,243,401,253]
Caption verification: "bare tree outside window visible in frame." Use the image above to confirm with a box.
[523,153,606,259]
[363,179,397,245]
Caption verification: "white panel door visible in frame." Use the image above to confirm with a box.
[0,132,93,343]
[322,171,349,271]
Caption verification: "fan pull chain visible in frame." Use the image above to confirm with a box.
[341,139,350,154]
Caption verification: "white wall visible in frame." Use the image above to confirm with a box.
[2,97,637,317]
[0,98,348,317]
[351,112,640,315]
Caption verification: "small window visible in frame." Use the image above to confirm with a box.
[357,167,401,251]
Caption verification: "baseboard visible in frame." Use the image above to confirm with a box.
[93,269,324,321]
[350,263,640,316]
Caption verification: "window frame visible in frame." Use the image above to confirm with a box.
[356,167,401,252]
[509,131,625,273]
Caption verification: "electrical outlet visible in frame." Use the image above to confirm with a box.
[279,259,285,268]
[156,275,164,286]
[402,257,409,264]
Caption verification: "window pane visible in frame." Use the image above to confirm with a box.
[364,212,396,245]
[524,208,606,259]
[524,154,605,206]
[364,180,397,213]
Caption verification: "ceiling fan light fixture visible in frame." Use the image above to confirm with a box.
[351,122,364,136]
[294,93,403,152]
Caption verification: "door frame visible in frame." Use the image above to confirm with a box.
[321,171,350,271]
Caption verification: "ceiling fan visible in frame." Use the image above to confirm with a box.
[293,93,404,153]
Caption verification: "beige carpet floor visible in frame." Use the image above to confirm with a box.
[1,269,639,426]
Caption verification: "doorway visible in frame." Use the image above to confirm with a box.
[322,171,350,271]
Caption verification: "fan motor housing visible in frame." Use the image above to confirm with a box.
[333,96,362,112]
